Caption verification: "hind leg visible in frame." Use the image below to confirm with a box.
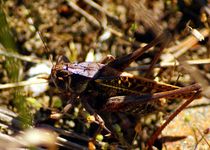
[100,55,116,64]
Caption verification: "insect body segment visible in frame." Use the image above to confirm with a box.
[101,83,201,113]
[93,73,199,114]
[95,73,180,95]
[51,56,105,93]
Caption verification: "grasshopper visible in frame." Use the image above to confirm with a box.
[50,32,201,147]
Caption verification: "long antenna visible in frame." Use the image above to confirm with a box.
[37,30,51,53]
[27,16,54,66]
[37,30,54,65]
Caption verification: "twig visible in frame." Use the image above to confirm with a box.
[125,58,210,71]
[0,107,17,118]
[0,108,23,130]
[83,0,118,21]
[0,78,48,89]
[162,28,209,62]
[165,29,209,61]
[38,124,89,142]
[0,110,88,149]
[178,57,210,98]
[194,126,210,149]
[0,49,51,65]
[66,0,142,48]
[66,0,100,28]
[38,124,113,149]
[57,137,87,150]
[0,133,24,148]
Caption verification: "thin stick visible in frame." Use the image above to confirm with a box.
[66,0,100,28]
[0,110,90,149]
[0,78,48,89]
[125,58,210,71]
[163,28,209,62]
[166,28,209,53]
[66,0,141,48]
[57,137,87,150]
[195,126,210,148]
[83,0,118,20]
[0,49,51,64]
[0,133,23,147]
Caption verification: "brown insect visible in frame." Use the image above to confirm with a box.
[50,32,201,148]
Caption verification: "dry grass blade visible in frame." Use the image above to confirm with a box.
[0,49,51,64]
[194,126,210,149]
[57,137,87,150]
[178,57,210,98]
[0,77,48,89]
[65,0,142,48]
[126,58,210,71]
[66,0,100,27]
[0,108,93,150]
[160,28,209,63]
[164,28,209,63]
[0,129,57,150]
[83,0,119,21]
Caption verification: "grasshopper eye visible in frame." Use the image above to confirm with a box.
[56,69,69,78]
[50,64,72,91]
[53,73,71,91]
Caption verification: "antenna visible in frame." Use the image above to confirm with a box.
[37,31,50,53]
[37,30,54,65]
[27,16,54,66]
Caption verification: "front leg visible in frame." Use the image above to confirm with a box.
[81,96,111,135]
[50,95,77,119]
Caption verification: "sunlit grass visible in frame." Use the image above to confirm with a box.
[0,4,32,128]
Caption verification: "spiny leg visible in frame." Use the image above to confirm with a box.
[100,54,116,64]
[145,32,172,78]
[101,83,201,112]
[81,96,111,141]
[100,84,201,147]
[50,98,76,119]
[107,31,171,72]
[147,87,201,148]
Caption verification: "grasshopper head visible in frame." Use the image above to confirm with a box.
[50,55,90,94]
[50,56,72,92]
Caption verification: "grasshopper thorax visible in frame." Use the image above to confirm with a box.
[51,62,73,92]
[50,55,104,94]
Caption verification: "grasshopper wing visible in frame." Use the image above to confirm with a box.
[101,83,201,113]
